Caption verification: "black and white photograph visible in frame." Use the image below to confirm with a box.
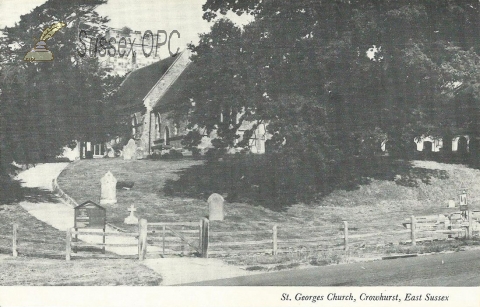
[0,0,479,306]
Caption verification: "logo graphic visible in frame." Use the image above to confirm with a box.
[24,22,66,62]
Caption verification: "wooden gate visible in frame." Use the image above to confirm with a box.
[147,221,203,257]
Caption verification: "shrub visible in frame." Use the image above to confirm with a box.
[148,149,183,160]
[168,149,183,159]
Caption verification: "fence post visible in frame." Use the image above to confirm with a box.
[201,218,209,258]
[181,226,185,255]
[66,228,71,261]
[73,227,78,254]
[343,221,349,251]
[199,219,203,255]
[138,219,147,261]
[102,227,106,254]
[411,215,416,246]
[162,225,166,256]
[137,224,141,258]
[272,225,278,255]
[467,210,473,239]
[12,223,18,258]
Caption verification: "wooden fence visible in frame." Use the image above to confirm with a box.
[202,222,406,258]
[400,211,480,245]
[203,221,347,258]
[7,219,206,261]
[5,211,479,261]
[199,211,479,258]
[65,225,142,261]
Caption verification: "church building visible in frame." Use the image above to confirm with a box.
[114,50,268,157]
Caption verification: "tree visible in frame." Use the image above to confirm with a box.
[182,0,480,167]
[120,26,132,36]
[0,0,120,172]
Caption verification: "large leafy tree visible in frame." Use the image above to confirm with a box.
[0,0,120,172]
[182,0,480,168]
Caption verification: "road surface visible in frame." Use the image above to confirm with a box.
[186,249,480,286]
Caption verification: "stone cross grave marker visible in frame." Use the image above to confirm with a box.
[122,139,137,160]
[208,193,224,221]
[100,171,117,205]
[124,204,139,224]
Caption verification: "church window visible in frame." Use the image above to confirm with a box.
[174,123,178,135]
[132,116,138,136]
[155,113,161,139]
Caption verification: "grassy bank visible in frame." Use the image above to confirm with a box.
[57,157,480,267]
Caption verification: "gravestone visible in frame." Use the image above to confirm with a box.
[134,139,145,160]
[208,193,225,221]
[106,148,115,158]
[124,205,139,224]
[123,139,137,160]
[100,171,117,205]
[135,147,145,160]
[105,144,115,158]
[448,200,456,208]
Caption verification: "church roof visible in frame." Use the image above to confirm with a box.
[152,63,195,113]
[115,54,179,112]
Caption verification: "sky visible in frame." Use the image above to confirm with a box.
[0,0,251,50]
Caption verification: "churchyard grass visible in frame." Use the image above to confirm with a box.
[58,157,480,269]
[0,204,65,255]
[0,203,161,285]
[0,257,160,285]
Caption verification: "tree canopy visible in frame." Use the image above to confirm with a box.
[180,0,480,168]
[0,0,121,172]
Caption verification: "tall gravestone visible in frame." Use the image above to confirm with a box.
[100,171,117,205]
[208,193,225,221]
[123,139,137,160]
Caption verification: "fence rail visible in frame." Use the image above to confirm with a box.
[71,231,139,237]
[149,222,199,227]
[65,225,143,261]
[4,210,478,261]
